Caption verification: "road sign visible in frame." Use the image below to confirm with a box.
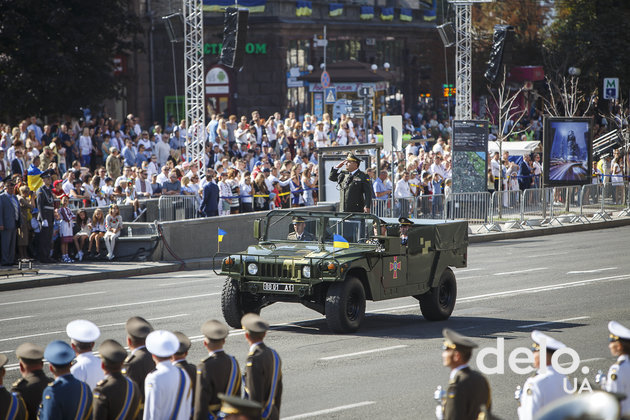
[383,115,403,152]
[351,106,364,113]
[603,78,619,100]
[324,87,337,104]
[320,70,331,88]
[358,87,373,98]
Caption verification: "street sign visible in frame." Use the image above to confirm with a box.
[320,70,331,88]
[358,87,373,98]
[324,87,337,104]
[383,115,403,152]
[351,106,364,113]
[603,78,619,100]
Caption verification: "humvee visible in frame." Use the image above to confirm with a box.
[217,210,468,333]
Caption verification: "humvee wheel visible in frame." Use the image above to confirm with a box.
[221,279,260,329]
[419,268,457,321]
[325,276,366,333]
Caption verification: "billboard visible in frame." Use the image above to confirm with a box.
[452,120,489,193]
[543,117,593,186]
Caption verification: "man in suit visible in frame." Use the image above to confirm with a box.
[11,343,52,420]
[286,216,315,241]
[241,314,282,420]
[0,178,21,265]
[11,149,26,178]
[328,152,372,213]
[1,354,28,420]
[122,316,155,401]
[518,154,533,191]
[172,332,197,409]
[200,175,220,217]
[36,170,55,263]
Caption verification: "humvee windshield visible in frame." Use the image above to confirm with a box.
[265,213,381,244]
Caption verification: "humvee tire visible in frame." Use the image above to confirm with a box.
[418,268,457,321]
[325,276,366,333]
[221,279,261,329]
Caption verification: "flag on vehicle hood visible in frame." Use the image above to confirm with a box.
[333,234,349,249]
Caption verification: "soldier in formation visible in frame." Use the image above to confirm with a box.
[11,343,51,420]
[0,354,28,420]
[67,319,104,390]
[603,321,630,417]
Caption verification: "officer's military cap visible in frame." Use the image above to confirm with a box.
[442,328,478,350]
[66,319,101,343]
[98,339,127,364]
[201,319,229,340]
[399,217,414,226]
[0,354,7,368]
[40,169,54,179]
[292,216,306,223]
[218,393,262,419]
[16,342,45,361]
[531,330,566,352]
[173,331,191,354]
[44,340,75,366]
[241,313,269,333]
[125,316,153,340]
[345,152,360,163]
[608,320,630,343]
[535,391,620,420]
[145,330,179,358]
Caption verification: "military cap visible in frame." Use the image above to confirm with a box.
[40,169,53,179]
[218,393,262,419]
[535,391,620,420]
[241,313,269,333]
[145,330,179,358]
[98,339,127,364]
[16,342,45,361]
[531,330,566,352]
[66,319,100,343]
[608,320,630,342]
[44,340,75,366]
[442,328,478,350]
[398,217,414,226]
[0,354,7,368]
[292,216,306,223]
[201,320,229,340]
[345,152,360,163]
[173,331,191,354]
[125,316,153,339]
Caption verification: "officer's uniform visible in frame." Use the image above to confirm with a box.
[0,354,28,420]
[217,393,261,420]
[38,341,93,420]
[328,153,372,212]
[172,332,197,408]
[143,330,192,420]
[241,314,282,420]
[122,317,155,400]
[36,170,55,262]
[440,329,491,420]
[286,216,316,241]
[604,321,630,416]
[11,343,52,420]
[67,319,104,390]
[534,390,620,420]
[194,320,242,420]
[517,331,568,420]
[93,339,141,420]
[399,217,413,245]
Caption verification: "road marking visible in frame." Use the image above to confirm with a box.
[0,316,33,322]
[84,293,221,310]
[455,268,482,273]
[97,314,190,328]
[174,273,207,278]
[159,278,209,286]
[0,330,65,343]
[320,345,407,361]
[457,275,483,280]
[494,267,548,276]
[0,292,105,307]
[524,251,569,259]
[282,401,375,419]
[567,267,617,274]
[517,316,590,329]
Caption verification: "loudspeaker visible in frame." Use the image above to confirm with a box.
[162,13,185,43]
[484,25,514,83]
[437,22,455,47]
[219,7,249,69]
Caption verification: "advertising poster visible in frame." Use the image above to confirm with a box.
[452,120,488,193]
[313,92,323,119]
[543,117,593,185]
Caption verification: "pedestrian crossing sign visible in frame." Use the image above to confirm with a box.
[325,87,337,104]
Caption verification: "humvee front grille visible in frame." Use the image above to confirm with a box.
[260,263,294,279]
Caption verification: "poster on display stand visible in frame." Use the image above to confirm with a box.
[543,117,593,186]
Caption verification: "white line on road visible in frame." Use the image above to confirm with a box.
[159,278,210,286]
[0,330,64,343]
[567,267,617,274]
[494,267,548,276]
[84,293,220,310]
[454,268,483,273]
[174,273,207,278]
[457,276,484,280]
[517,316,590,329]
[282,401,375,419]
[0,316,33,322]
[0,292,105,307]
[97,314,190,328]
[320,345,407,361]
[524,251,569,259]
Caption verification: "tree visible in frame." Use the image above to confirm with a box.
[0,0,141,121]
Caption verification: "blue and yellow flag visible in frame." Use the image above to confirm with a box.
[423,0,437,21]
[329,3,343,17]
[218,228,226,242]
[333,234,349,249]
[380,7,394,21]
[400,8,412,22]
[296,1,312,17]
[27,164,43,192]
[203,0,266,13]
[360,6,374,20]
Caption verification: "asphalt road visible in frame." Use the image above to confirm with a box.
[1,226,629,419]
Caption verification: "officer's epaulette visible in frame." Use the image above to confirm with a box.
[201,354,212,363]
[96,378,108,387]
[12,378,26,388]
[124,354,135,363]
[619,358,626,366]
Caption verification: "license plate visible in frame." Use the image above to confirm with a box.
[262,282,295,292]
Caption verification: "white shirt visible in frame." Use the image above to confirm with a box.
[71,351,104,391]
[62,179,74,195]
[518,365,568,420]
[395,178,412,199]
[79,136,93,155]
[430,163,446,179]
[144,361,192,420]
[604,354,630,415]
[491,159,501,178]
[156,141,171,167]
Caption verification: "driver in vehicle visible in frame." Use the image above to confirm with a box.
[287,216,316,241]
[399,217,414,245]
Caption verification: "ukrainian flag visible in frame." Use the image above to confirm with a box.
[218,228,226,242]
[296,1,312,17]
[329,3,343,17]
[360,6,374,20]
[203,0,266,13]
[380,7,394,21]
[423,0,437,21]
[27,165,43,192]
[333,234,349,249]
[400,8,412,22]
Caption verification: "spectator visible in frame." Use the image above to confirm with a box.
[11,148,26,177]
[73,209,90,261]
[121,140,136,168]
[17,185,34,260]
[104,204,123,260]
[58,196,75,263]
[200,173,219,217]
[150,174,162,196]
[78,127,94,168]
[162,171,181,196]
[135,169,152,198]
[253,173,269,212]
[87,208,106,258]
[0,179,20,265]
[217,171,232,216]
[106,148,122,180]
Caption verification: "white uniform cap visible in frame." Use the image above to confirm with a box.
[66,319,101,343]
[608,321,630,341]
[531,330,566,351]
[146,330,179,358]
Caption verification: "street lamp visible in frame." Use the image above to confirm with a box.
[307,64,314,73]
[371,64,377,72]
[320,63,326,69]
[568,67,581,76]
[384,62,390,71]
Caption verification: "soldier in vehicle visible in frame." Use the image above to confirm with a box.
[328,152,372,213]
[399,217,414,245]
[286,216,315,241]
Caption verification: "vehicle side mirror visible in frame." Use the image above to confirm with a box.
[253,219,264,240]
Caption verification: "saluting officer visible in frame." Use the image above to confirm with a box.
[603,321,630,416]
[36,169,55,263]
[241,314,282,420]
[67,319,104,390]
[217,393,262,420]
[93,339,141,420]
[171,332,197,407]
[39,340,93,420]
[122,316,155,400]
[328,152,372,213]
[194,320,242,420]
[0,354,28,420]
[11,343,51,420]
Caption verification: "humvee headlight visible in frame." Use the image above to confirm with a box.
[302,266,311,278]
[247,263,258,275]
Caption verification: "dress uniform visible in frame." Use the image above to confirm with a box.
[217,393,261,420]
[122,317,155,400]
[241,314,282,420]
[172,332,197,408]
[39,340,93,420]
[67,319,104,390]
[143,330,192,420]
[534,391,621,420]
[93,339,141,420]
[286,216,316,241]
[517,330,568,420]
[36,170,55,263]
[328,152,372,212]
[603,321,630,416]
[439,328,491,420]
[0,354,28,420]
[11,342,52,420]
[194,320,242,420]
[399,217,413,245]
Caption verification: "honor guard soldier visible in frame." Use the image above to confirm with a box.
[36,169,55,263]
[517,330,568,420]
[0,354,28,420]
[241,314,282,420]
[144,330,192,420]
[39,340,93,420]
[122,316,155,401]
[171,332,196,408]
[194,320,242,420]
[286,216,315,241]
[399,217,413,245]
[603,321,630,416]
[93,339,141,420]
[436,328,491,420]
[67,319,104,390]
[535,391,621,420]
[217,393,262,420]
[328,152,372,213]
[11,343,51,420]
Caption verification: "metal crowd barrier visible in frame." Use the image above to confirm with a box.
[158,195,198,221]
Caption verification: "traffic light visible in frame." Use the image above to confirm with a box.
[443,84,455,97]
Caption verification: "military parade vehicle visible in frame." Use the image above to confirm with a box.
[217,210,468,333]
